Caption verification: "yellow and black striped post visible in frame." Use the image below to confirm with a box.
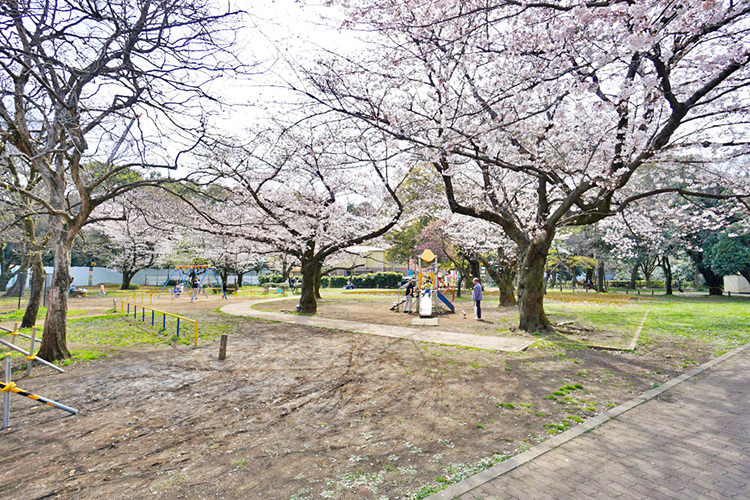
[0,378,78,419]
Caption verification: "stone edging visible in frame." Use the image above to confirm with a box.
[430,341,750,499]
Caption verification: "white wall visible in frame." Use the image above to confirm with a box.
[724,275,750,293]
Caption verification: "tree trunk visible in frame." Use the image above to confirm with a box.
[220,268,229,292]
[661,255,673,295]
[38,234,73,361]
[468,258,481,282]
[517,238,552,332]
[455,275,463,298]
[120,269,136,290]
[686,249,723,295]
[281,262,292,282]
[629,263,638,289]
[314,264,322,299]
[21,251,45,328]
[479,255,517,307]
[236,271,244,288]
[298,258,321,313]
[498,266,517,306]
[585,265,594,290]
[596,260,605,292]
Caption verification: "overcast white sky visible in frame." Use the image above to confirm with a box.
[204,0,361,133]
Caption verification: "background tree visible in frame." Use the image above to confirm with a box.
[93,191,175,290]
[0,1,240,360]
[299,0,750,331]
[704,229,750,284]
[186,124,407,313]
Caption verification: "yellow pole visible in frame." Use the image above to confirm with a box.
[194,323,198,347]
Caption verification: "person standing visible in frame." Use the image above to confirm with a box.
[404,278,415,313]
[472,277,483,320]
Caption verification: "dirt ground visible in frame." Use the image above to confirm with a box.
[254,294,637,348]
[0,296,715,499]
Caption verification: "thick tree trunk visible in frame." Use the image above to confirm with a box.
[21,252,45,328]
[686,249,723,295]
[517,239,552,332]
[596,260,605,292]
[455,275,462,298]
[298,258,321,313]
[314,264,322,299]
[38,235,73,361]
[661,255,673,295]
[629,263,638,289]
[468,258,481,282]
[120,269,136,290]
[498,266,517,306]
[479,255,517,307]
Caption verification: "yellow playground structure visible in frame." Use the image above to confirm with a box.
[393,249,457,317]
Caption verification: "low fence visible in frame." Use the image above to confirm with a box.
[118,299,199,347]
[0,324,74,430]
[114,290,155,305]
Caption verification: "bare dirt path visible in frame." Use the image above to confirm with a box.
[222,299,535,352]
[0,296,712,499]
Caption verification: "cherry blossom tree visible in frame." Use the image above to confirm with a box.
[0,1,241,360]
[93,191,176,290]
[0,141,48,326]
[296,0,750,330]
[190,123,407,313]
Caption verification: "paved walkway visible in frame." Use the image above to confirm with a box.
[433,342,750,499]
[220,300,534,352]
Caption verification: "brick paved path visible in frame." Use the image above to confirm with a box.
[435,344,750,499]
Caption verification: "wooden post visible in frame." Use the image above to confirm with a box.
[218,335,228,361]
[3,354,10,430]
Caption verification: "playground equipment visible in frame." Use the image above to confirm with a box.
[2,354,77,430]
[407,249,457,317]
[119,298,200,347]
[157,265,227,301]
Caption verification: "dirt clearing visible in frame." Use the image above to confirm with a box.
[0,296,719,499]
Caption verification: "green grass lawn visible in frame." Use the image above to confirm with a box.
[66,309,235,348]
[545,294,750,354]
[0,307,89,323]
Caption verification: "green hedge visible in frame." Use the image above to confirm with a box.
[608,279,666,288]
[320,271,403,289]
[258,273,283,284]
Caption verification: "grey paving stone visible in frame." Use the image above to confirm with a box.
[432,343,750,500]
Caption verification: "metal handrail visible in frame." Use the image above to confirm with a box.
[118,299,199,347]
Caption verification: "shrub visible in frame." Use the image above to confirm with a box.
[258,273,283,284]
[328,276,349,288]
[331,271,403,289]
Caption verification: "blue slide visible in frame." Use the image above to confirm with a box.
[436,291,455,312]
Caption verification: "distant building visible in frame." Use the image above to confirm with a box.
[329,246,407,275]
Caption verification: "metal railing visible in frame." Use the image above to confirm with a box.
[118,299,199,347]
